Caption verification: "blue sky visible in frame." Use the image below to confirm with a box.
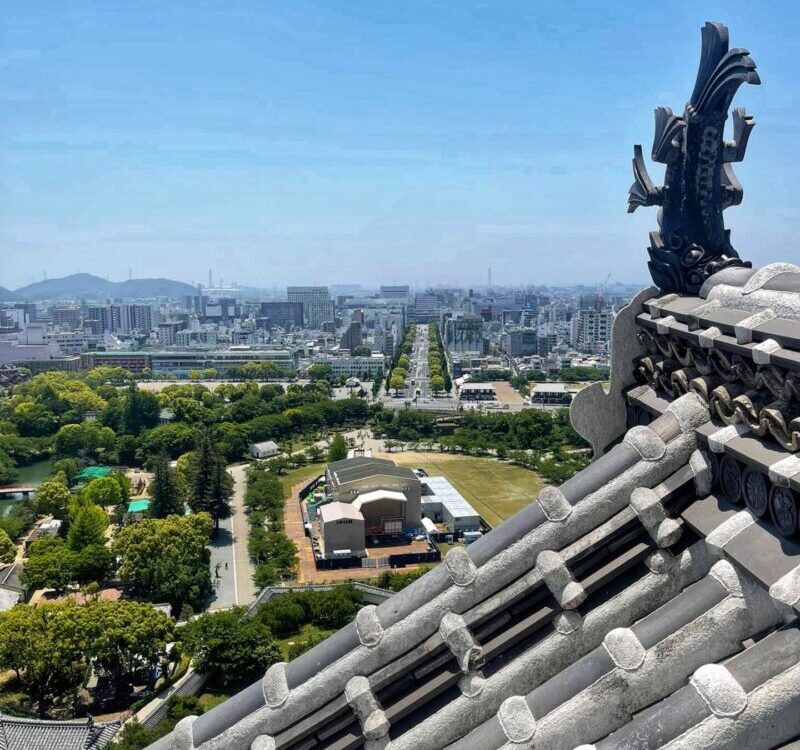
[1,1,798,290]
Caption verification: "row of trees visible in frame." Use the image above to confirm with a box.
[225,361,288,380]
[244,433,350,589]
[385,325,416,393]
[506,448,590,484]
[245,466,298,587]
[370,404,588,481]
[427,323,451,393]
[250,585,363,654]
[389,352,411,393]
[372,404,583,451]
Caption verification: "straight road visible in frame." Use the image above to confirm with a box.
[229,464,258,606]
[207,465,257,610]
[207,514,236,610]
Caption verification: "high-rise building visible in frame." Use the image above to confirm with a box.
[83,304,152,334]
[84,305,113,334]
[0,308,27,329]
[339,321,363,351]
[410,294,439,323]
[507,328,538,357]
[579,292,605,311]
[129,304,153,332]
[444,316,484,354]
[50,307,82,328]
[157,321,185,346]
[259,301,304,327]
[184,293,209,316]
[537,331,558,356]
[203,297,238,321]
[287,286,335,329]
[13,303,38,323]
[576,309,615,353]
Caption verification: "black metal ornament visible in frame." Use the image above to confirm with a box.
[628,21,760,294]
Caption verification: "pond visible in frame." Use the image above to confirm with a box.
[0,459,53,518]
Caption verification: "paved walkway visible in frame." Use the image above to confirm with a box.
[230,464,257,605]
[207,515,236,610]
[206,465,257,610]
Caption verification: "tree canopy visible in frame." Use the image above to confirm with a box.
[0,527,15,564]
[327,434,348,462]
[0,600,89,716]
[66,502,108,551]
[21,536,114,591]
[186,429,232,529]
[148,451,184,518]
[0,599,173,716]
[113,513,213,612]
[78,476,123,517]
[87,599,174,698]
[35,480,72,520]
[182,607,282,687]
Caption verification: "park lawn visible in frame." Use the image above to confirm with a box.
[198,689,237,711]
[391,455,546,528]
[436,540,466,557]
[277,623,335,661]
[279,463,326,497]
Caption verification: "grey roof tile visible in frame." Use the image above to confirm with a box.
[722,521,800,588]
[0,714,120,750]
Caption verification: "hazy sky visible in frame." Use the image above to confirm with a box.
[2,1,798,290]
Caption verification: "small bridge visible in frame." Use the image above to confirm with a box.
[0,485,37,497]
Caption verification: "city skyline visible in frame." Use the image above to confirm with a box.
[4,16,800,750]
[3,2,799,288]
[0,270,645,297]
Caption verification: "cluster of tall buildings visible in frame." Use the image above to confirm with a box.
[83,303,153,335]
[0,281,631,385]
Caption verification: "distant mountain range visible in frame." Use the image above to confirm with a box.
[6,273,197,301]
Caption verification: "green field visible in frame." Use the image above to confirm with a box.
[391,455,545,528]
[277,623,335,660]
[279,463,325,496]
[197,689,237,712]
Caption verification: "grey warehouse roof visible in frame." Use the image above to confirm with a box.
[422,477,480,519]
[328,458,418,488]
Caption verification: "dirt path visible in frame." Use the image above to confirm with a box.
[491,380,526,404]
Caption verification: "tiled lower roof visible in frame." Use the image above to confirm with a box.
[0,714,121,750]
